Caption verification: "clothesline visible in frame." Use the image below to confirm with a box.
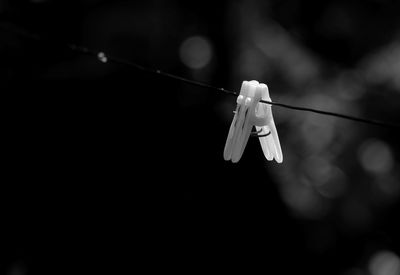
[2,23,400,129]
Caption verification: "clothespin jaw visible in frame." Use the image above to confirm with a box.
[223,81,249,162]
[224,80,283,163]
[224,81,257,162]
[255,83,283,163]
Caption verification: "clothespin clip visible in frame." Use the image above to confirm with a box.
[224,80,283,163]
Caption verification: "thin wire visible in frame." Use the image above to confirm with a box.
[2,23,400,129]
[90,51,400,129]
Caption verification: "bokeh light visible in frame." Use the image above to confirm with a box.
[336,70,365,101]
[281,181,329,219]
[303,156,347,198]
[252,24,320,85]
[179,36,213,70]
[368,251,400,275]
[97,52,108,63]
[358,139,394,175]
[361,40,400,92]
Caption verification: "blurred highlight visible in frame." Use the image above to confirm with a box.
[97,52,108,63]
[358,139,394,175]
[179,36,213,70]
[362,40,400,92]
[369,251,400,275]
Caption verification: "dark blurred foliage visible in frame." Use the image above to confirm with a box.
[1,1,400,275]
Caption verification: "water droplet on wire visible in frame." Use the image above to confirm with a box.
[97,52,108,63]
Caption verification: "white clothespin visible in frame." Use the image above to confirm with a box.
[224,80,283,163]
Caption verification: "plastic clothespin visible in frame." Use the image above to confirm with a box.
[224,80,283,163]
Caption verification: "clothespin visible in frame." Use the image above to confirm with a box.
[224,80,283,163]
